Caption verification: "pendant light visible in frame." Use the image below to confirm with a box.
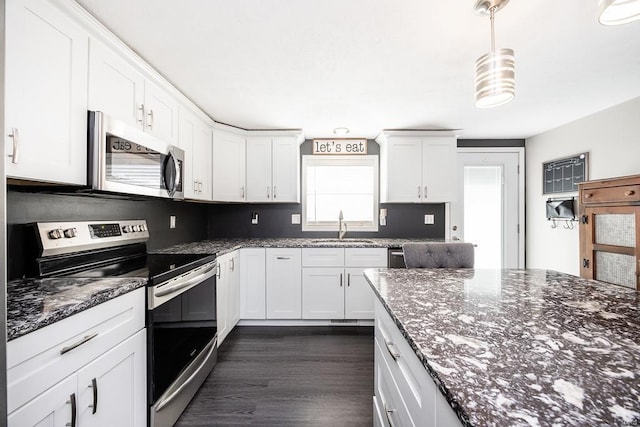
[598,0,640,25]
[474,0,515,108]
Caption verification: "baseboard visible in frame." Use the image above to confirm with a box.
[237,319,374,327]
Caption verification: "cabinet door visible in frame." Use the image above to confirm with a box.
[216,256,230,345]
[302,268,345,319]
[178,107,197,199]
[179,108,212,200]
[266,248,302,319]
[271,136,300,203]
[77,330,146,427]
[5,0,88,185]
[7,375,76,427]
[246,137,272,202]
[382,137,422,203]
[144,80,180,144]
[229,252,241,328]
[345,268,375,319]
[88,38,144,129]
[212,130,246,202]
[240,248,266,319]
[422,137,456,202]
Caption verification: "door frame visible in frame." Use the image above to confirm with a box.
[448,147,525,268]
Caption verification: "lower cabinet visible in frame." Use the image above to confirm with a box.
[217,250,240,345]
[240,248,267,319]
[7,288,146,427]
[374,299,461,427]
[302,248,387,320]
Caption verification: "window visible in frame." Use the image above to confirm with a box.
[302,155,379,231]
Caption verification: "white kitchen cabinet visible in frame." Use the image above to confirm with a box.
[240,248,266,319]
[302,248,386,320]
[179,106,213,200]
[246,134,301,203]
[217,251,240,345]
[88,38,179,144]
[7,288,146,426]
[212,127,246,202]
[377,131,457,203]
[5,0,89,185]
[266,248,302,319]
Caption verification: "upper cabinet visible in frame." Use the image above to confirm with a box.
[212,127,246,202]
[5,0,89,185]
[88,38,179,144]
[246,133,302,203]
[377,131,457,203]
[179,106,213,200]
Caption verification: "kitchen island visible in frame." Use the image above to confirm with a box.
[365,268,640,426]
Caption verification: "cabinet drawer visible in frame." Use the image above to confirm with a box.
[7,288,145,413]
[375,301,436,425]
[345,248,388,267]
[375,338,415,427]
[582,185,640,204]
[302,248,345,267]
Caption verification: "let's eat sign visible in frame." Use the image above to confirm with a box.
[312,139,367,155]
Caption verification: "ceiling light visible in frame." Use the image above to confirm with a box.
[598,0,640,25]
[333,127,350,135]
[474,0,515,108]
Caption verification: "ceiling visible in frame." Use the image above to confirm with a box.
[75,0,640,139]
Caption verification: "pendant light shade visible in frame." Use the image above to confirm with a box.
[598,0,640,25]
[474,0,515,108]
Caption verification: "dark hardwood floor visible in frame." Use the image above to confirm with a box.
[176,326,374,427]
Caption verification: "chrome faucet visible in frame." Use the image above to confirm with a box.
[338,210,347,240]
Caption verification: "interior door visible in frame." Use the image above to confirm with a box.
[450,149,523,268]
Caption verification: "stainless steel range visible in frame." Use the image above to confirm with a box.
[30,220,218,427]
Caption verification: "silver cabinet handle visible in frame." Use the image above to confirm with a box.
[147,109,154,130]
[347,273,351,287]
[340,273,343,287]
[88,378,98,414]
[241,186,245,199]
[66,393,77,427]
[198,181,203,192]
[137,104,145,125]
[193,180,197,192]
[417,186,421,198]
[273,186,277,199]
[8,128,19,164]
[424,186,427,199]
[216,264,221,279]
[390,251,404,256]
[276,256,291,260]
[60,332,99,355]
[384,340,400,361]
[384,404,397,427]
[267,186,270,199]
[230,257,235,272]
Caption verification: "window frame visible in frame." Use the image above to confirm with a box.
[301,155,379,232]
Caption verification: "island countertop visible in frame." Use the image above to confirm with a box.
[364,268,640,426]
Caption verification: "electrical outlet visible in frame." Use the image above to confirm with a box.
[424,214,435,225]
[291,214,301,225]
[380,208,387,226]
[170,215,176,229]
[251,212,259,225]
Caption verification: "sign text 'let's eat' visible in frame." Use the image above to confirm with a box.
[312,139,367,155]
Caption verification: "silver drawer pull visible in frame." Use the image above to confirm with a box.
[384,340,400,361]
[61,332,98,355]
[384,404,397,427]
[276,256,291,260]
[390,251,404,256]
[8,128,19,164]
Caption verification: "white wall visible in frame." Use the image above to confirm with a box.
[526,96,640,275]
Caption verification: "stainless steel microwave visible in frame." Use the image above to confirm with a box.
[88,111,184,199]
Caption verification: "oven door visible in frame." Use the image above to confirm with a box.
[88,110,184,199]
[147,260,217,427]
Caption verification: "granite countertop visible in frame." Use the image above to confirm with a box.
[6,277,147,341]
[365,268,640,426]
[151,237,437,256]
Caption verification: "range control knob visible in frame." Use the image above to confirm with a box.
[140,224,147,232]
[48,229,63,240]
[63,227,78,238]
[132,225,140,232]
[122,225,133,233]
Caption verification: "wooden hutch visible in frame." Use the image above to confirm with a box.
[579,174,640,290]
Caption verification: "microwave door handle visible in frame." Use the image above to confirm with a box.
[163,150,180,197]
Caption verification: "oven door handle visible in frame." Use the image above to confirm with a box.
[155,265,216,298]
[155,337,217,411]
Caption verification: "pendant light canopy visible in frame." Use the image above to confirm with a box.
[599,0,640,25]
[474,0,515,108]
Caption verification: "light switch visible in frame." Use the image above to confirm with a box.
[170,215,176,229]
[424,214,435,225]
[251,212,259,225]
[291,214,301,224]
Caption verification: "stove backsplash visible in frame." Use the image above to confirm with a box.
[6,189,208,280]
